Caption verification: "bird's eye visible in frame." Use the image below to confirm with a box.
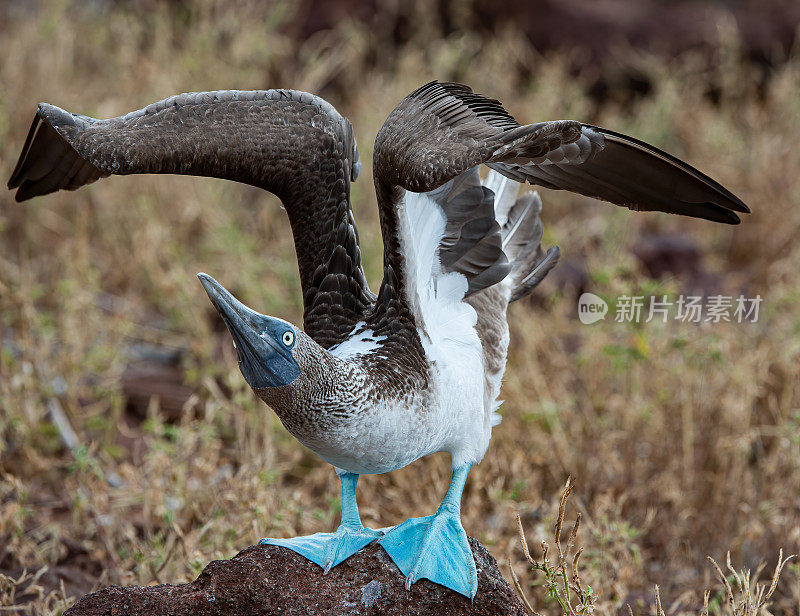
[282,331,295,347]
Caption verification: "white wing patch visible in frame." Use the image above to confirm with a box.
[328,321,387,358]
[397,190,478,337]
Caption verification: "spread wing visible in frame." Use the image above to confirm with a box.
[370,79,749,312]
[367,80,748,367]
[378,81,749,223]
[7,89,373,348]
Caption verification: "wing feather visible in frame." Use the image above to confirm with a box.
[370,80,748,340]
[488,123,748,224]
[8,90,371,348]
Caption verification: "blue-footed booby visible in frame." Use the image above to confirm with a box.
[8,82,749,598]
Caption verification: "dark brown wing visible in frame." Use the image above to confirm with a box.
[375,81,748,222]
[488,123,749,224]
[7,90,373,348]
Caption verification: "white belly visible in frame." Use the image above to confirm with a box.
[304,323,489,475]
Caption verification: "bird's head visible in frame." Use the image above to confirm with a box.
[197,273,302,390]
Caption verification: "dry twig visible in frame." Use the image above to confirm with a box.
[512,477,595,615]
[704,549,794,616]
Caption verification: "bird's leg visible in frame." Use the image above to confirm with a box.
[378,464,477,598]
[258,470,382,573]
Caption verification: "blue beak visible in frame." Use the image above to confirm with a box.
[197,273,299,389]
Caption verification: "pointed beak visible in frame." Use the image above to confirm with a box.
[197,273,298,389]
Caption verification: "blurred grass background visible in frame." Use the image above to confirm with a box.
[1,1,800,613]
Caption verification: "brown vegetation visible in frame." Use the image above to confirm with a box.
[1,1,799,614]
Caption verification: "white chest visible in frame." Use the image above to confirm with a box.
[299,322,488,474]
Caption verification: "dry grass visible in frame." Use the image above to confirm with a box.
[513,479,795,615]
[1,2,800,614]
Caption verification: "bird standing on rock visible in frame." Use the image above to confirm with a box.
[8,81,748,598]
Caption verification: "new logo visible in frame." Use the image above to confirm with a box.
[577,293,608,324]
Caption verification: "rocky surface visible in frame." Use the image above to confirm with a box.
[64,537,527,616]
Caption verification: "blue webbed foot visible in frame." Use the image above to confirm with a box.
[379,464,477,598]
[259,524,382,573]
[379,509,477,597]
[259,470,380,572]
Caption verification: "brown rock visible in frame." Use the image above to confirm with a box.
[65,538,526,616]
